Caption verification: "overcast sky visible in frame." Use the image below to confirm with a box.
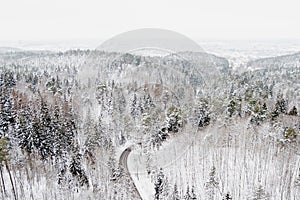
[0,0,299,41]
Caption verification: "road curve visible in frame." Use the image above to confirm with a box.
[119,147,143,200]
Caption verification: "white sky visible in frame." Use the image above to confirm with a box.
[0,0,299,41]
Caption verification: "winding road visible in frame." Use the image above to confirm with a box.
[119,147,143,200]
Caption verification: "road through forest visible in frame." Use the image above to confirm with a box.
[119,148,143,200]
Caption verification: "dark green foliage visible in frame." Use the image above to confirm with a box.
[33,100,54,159]
[190,186,197,200]
[271,108,279,121]
[69,153,89,188]
[252,185,269,200]
[130,93,139,119]
[0,137,9,163]
[195,98,210,128]
[184,185,191,200]
[0,71,16,88]
[15,104,35,154]
[272,97,287,119]
[288,106,298,116]
[166,106,183,133]
[172,183,180,200]
[0,89,14,137]
[283,127,297,142]
[46,76,62,94]
[227,99,236,117]
[205,166,219,199]
[107,148,121,181]
[151,106,183,148]
[223,193,233,200]
[155,168,165,200]
[250,101,267,125]
[184,185,197,199]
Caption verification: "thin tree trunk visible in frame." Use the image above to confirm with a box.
[12,165,19,200]
[5,159,17,200]
[0,165,6,197]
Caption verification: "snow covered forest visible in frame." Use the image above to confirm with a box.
[0,48,300,200]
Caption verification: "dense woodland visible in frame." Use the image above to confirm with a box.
[0,49,299,199]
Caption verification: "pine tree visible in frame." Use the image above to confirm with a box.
[142,93,154,111]
[227,99,236,118]
[271,107,279,121]
[15,102,35,154]
[172,183,180,200]
[0,88,14,137]
[261,102,268,120]
[251,185,269,200]
[195,98,210,128]
[274,96,287,116]
[161,176,170,199]
[288,106,298,116]
[108,148,121,181]
[33,99,54,159]
[84,109,96,150]
[283,127,297,142]
[154,168,165,200]
[223,193,233,200]
[190,185,197,200]
[166,106,183,133]
[184,185,191,200]
[130,93,139,119]
[69,153,89,188]
[52,100,63,156]
[205,166,219,199]
[250,101,267,125]
[61,98,76,152]
[115,88,126,114]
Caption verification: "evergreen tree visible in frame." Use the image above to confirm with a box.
[84,109,96,150]
[185,185,197,200]
[205,166,219,199]
[251,185,269,200]
[250,101,267,125]
[130,93,139,119]
[223,193,233,200]
[172,183,180,200]
[142,93,154,111]
[288,106,298,116]
[262,102,268,114]
[271,107,279,121]
[54,96,76,156]
[227,99,236,117]
[283,127,297,142]
[154,168,165,200]
[166,106,183,133]
[194,98,210,128]
[15,102,35,154]
[108,148,121,181]
[273,96,287,116]
[184,185,191,200]
[0,88,14,137]
[69,152,89,188]
[190,185,197,200]
[33,99,54,159]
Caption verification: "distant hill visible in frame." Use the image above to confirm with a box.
[175,51,230,73]
[247,52,300,70]
[0,46,23,53]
